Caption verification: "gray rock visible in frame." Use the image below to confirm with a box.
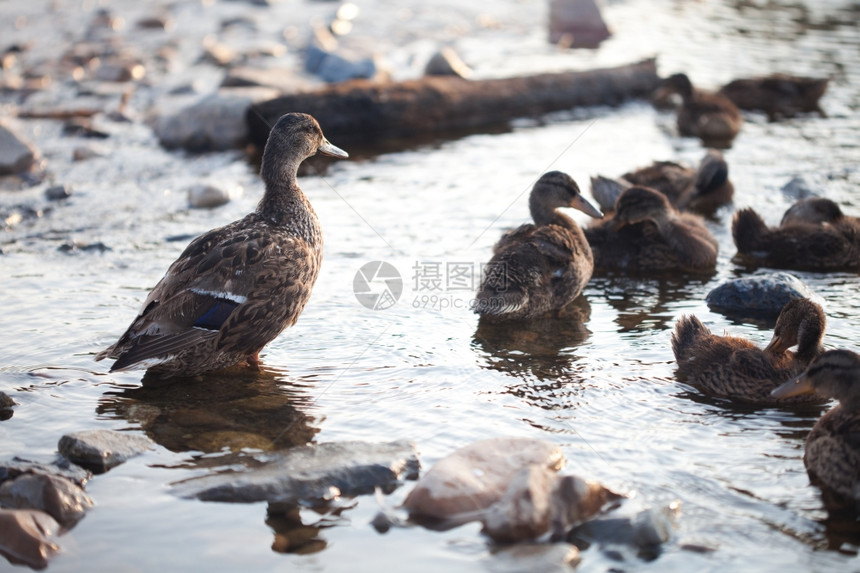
[549,0,611,48]
[0,391,15,409]
[780,176,818,200]
[0,509,60,570]
[58,429,154,473]
[424,47,472,79]
[0,473,94,527]
[173,440,419,503]
[154,87,278,151]
[705,272,820,318]
[489,543,581,572]
[0,456,90,487]
[0,121,37,175]
[44,184,72,201]
[187,183,238,209]
[315,51,378,84]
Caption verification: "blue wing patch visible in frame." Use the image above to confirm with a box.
[194,298,240,330]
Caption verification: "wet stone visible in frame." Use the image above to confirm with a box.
[0,472,94,527]
[0,455,90,488]
[490,542,581,572]
[424,47,472,79]
[549,0,611,48]
[402,437,564,522]
[0,509,60,570]
[57,241,111,254]
[58,429,154,473]
[44,184,72,201]
[705,272,820,319]
[0,121,37,175]
[173,440,419,503]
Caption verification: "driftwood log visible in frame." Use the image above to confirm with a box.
[247,58,659,149]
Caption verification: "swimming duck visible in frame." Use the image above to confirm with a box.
[584,186,718,274]
[718,74,828,121]
[672,298,827,405]
[473,171,602,321]
[660,73,742,146]
[590,149,732,215]
[772,349,860,510]
[96,113,348,377]
[732,198,860,271]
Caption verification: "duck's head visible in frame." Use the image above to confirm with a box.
[529,171,603,224]
[661,73,694,99]
[764,298,826,360]
[771,349,860,406]
[780,197,844,227]
[610,186,673,230]
[261,113,348,178]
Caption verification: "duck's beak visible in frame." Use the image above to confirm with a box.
[319,138,349,159]
[764,334,788,355]
[570,194,603,219]
[771,372,815,399]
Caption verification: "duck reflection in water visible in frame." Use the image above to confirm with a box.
[97,367,342,555]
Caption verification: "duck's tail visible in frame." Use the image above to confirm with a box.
[589,175,630,214]
[732,207,768,253]
[671,315,711,363]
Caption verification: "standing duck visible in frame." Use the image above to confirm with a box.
[473,171,603,321]
[718,74,828,121]
[732,198,860,271]
[584,186,718,274]
[96,113,348,377]
[590,149,732,215]
[672,298,827,405]
[660,73,743,147]
[772,349,860,511]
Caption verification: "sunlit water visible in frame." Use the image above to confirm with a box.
[1,0,859,571]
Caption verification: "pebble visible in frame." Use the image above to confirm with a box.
[705,272,820,318]
[0,121,37,175]
[57,429,154,473]
[173,440,420,503]
[44,184,72,201]
[0,509,60,570]
[187,183,242,209]
[72,145,107,161]
[402,437,564,522]
[0,472,94,527]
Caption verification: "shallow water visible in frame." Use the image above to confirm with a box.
[1,0,860,571]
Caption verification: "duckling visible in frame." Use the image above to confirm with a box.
[672,298,827,405]
[772,349,860,510]
[584,186,718,274]
[732,198,860,271]
[660,73,742,146]
[473,171,602,321]
[96,113,349,377]
[590,149,732,215]
[718,74,828,121]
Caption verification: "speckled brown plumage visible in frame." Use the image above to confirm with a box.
[474,171,602,321]
[772,349,860,510]
[662,73,742,146]
[732,198,860,271]
[718,74,828,121]
[672,298,827,405]
[590,149,732,215]
[584,186,718,274]
[96,113,348,377]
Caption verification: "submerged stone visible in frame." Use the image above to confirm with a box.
[0,456,91,487]
[58,429,154,473]
[490,542,581,572]
[705,273,820,318]
[0,509,60,570]
[0,473,94,527]
[173,440,419,503]
[0,392,15,420]
[402,437,564,522]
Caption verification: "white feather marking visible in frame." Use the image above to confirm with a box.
[190,288,247,304]
[118,355,176,371]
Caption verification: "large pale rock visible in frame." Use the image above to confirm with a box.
[705,272,820,318]
[0,509,59,570]
[402,437,564,521]
[549,0,611,48]
[173,440,419,503]
[155,87,278,151]
[0,121,37,175]
[0,473,93,527]
[58,429,154,473]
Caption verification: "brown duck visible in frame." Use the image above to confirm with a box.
[661,73,742,146]
[584,186,718,274]
[96,113,348,377]
[590,149,732,215]
[772,349,860,510]
[672,298,827,405]
[732,197,860,271]
[718,74,828,121]
[473,171,602,321]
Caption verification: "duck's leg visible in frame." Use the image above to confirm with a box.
[246,352,261,370]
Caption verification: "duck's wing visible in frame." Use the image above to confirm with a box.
[99,219,315,371]
[493,223,536,254]
[664,216,718,271]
